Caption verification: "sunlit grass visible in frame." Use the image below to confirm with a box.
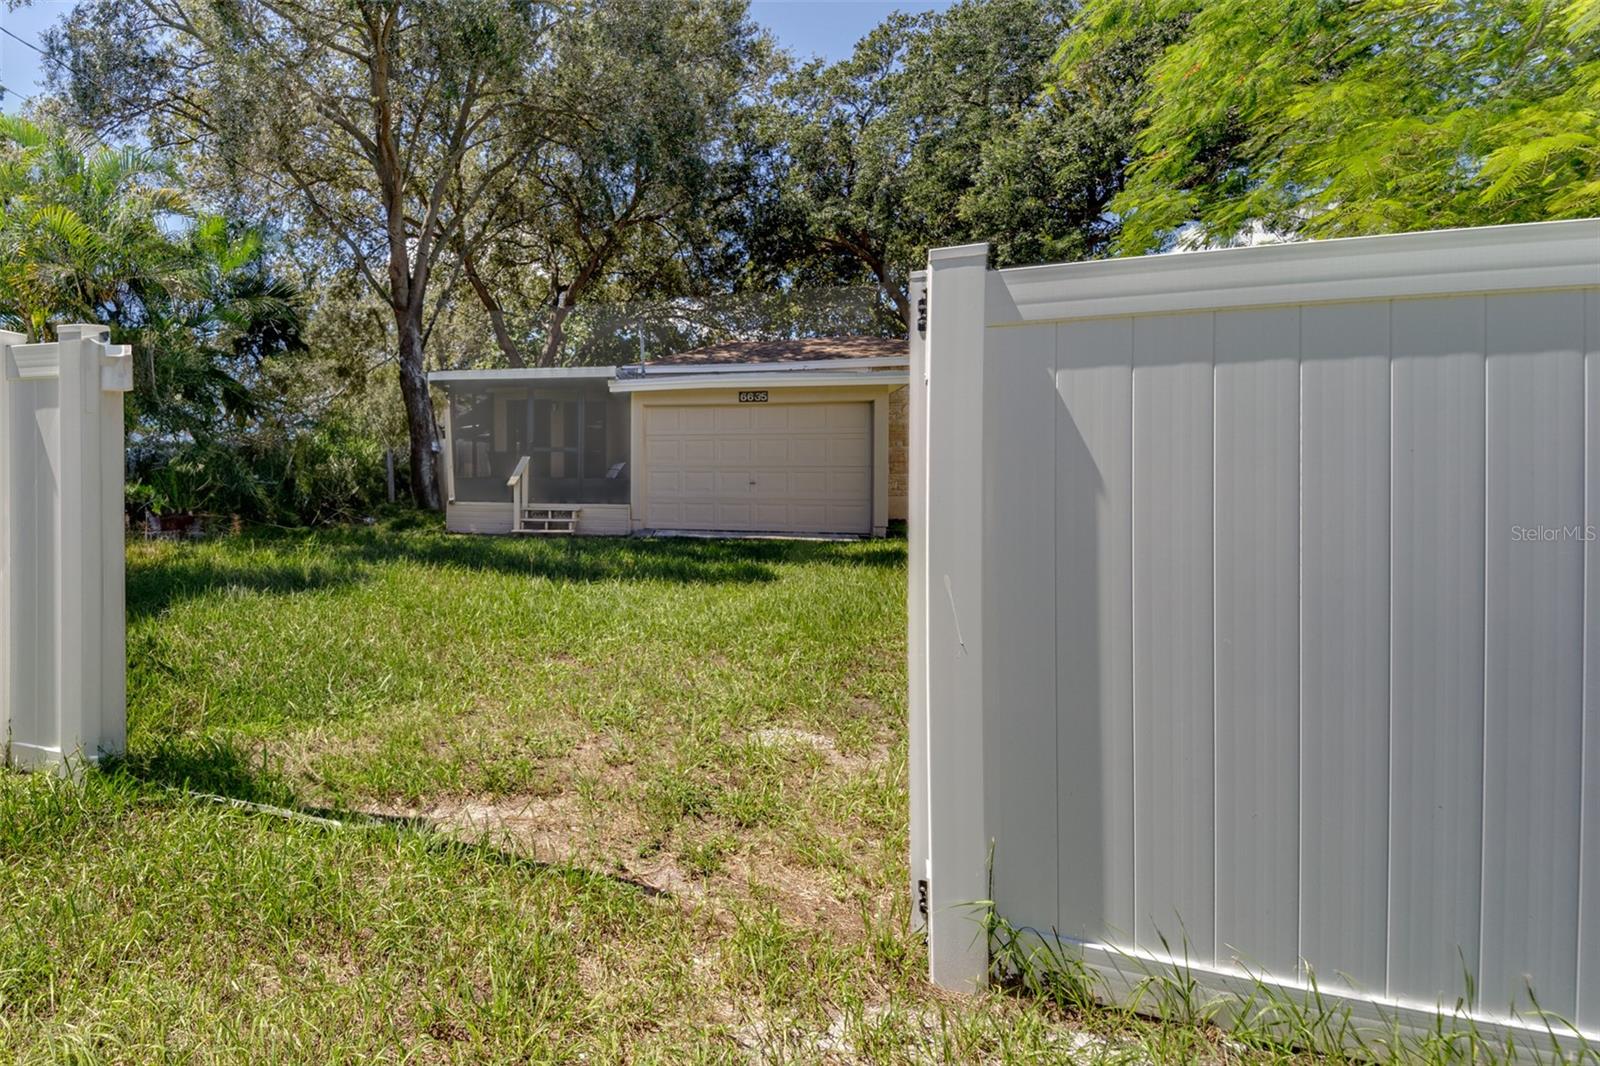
[1,518,1588,1062]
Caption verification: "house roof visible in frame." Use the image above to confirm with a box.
[646,335,907,366]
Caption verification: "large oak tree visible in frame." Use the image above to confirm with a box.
[742,0,1169,325]
[452,0,769,368]
[49,0,553,508]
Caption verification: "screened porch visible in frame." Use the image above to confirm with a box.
[445,377,631,532]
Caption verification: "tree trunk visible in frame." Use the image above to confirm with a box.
[892,283,911,331]
[540,300,574,367]
[396,312,442,510]
[462,247,525,367]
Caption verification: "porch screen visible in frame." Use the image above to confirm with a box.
[449,382,630,504]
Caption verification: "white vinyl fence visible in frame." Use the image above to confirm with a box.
[909,220,1600,1050]
[1,325,132,771]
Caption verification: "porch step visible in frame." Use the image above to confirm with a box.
[516,505,580,535]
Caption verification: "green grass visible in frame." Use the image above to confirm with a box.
[0,519,1586,1062]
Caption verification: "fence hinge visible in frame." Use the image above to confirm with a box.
[916,292,928,336]
[917,877,930,919]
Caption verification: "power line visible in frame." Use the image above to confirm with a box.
[0,25,44,56]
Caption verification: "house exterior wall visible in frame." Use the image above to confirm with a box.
[914,220,1600,1052]
[436,374,904,538]
[629,383,897,536]
[445,501,515,535]
[888,385,908,521]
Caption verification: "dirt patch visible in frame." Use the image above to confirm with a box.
[346,724,899,950]
[719,846,866,936]
[748,727,868,771]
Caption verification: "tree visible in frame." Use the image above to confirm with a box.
[959,19,1182,266]
[747,0,1127,325]
[48,0,553,508]
[1060,0,1600,253]
[0,115,190,340]
[0,115,310,516]
[452,0,770,368]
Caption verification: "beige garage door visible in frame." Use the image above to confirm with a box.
[645,402,872,534]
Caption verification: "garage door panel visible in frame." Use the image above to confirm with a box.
[648,438,682,463]
[791,438,829,464]
[754,438,790,464]
[716,502,753,526]
[682,408,718,432]
[753,502,794,526]
[831,469,870,496]
[790,470,828,496]
[788,405,831,431]
[787,502,826,527]
[645,402,871,534]
[828,404,867,430]
[681,502,716,526]
[829,504,870,529]
[752,471,807,498]
[717,438,754,464]
[829,437,871,465]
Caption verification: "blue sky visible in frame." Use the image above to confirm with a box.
[0,1,73,108]
[1,1,953,111]
[748,1,950,60]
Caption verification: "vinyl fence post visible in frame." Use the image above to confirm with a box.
[923,244,991,990]
[907,270,930,934]
[53,324,132,769]
[0,329,26,765]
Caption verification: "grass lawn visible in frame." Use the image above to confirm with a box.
[0,519,1539,1063]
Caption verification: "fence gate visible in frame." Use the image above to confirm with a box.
[910,220,1600,1053]
[0,325,132,770]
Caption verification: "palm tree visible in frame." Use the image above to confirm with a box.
[0,115,191,338]
[0,117,307,518]
[0,116,302,423]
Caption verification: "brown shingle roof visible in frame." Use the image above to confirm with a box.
[646,335,907,366]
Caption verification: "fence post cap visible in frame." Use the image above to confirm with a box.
[926,243,989,268]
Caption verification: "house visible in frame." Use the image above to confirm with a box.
[428,336,910,537]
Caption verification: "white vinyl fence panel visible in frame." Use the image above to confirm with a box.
[909,220,1600,1049]
[0,325,132,771]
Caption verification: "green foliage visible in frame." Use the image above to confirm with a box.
[1061,0,1600,252]
[449,0,773,367]
[0,116,390,525]
[0,114,187,339]
[742,0,1181,320]
[0,115,301,422]
[280,418,389,525]
[746,0,1082,320]
[127,421,389,527]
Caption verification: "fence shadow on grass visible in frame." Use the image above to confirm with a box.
[300,525,906,584]
[323,531,782,584]
[126,552,363,621]
[104,735,300,808]
[102,736,672,902]
[124,525,907,620]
